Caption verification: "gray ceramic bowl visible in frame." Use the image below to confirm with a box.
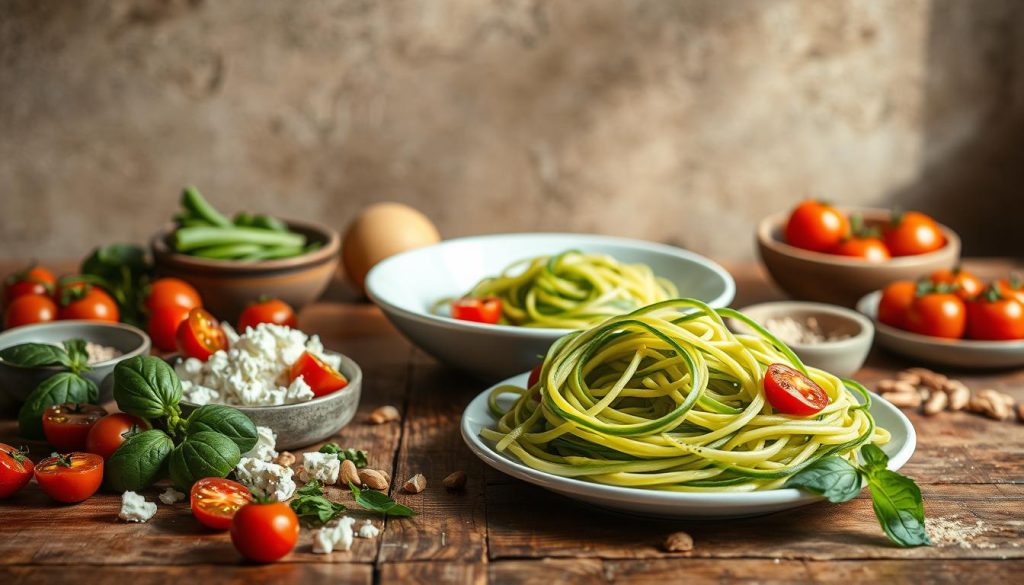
[176,351,362,450]
[731,302,874,378]
[0,320,151,403]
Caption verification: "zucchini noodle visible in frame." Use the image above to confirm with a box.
[480,299,889,492]
[438,250,677,328]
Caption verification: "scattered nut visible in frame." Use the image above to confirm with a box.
[878,380,918,395]
[402,473,427,494]
[369,405,401,424]
[340,459,360,486]
[881,391,922,408]
[923,391,947,416]
[970,394,1009,421]
[895,371,921,386]
[273,451,296,467]
[358,469,389,490]
[664,531,694,552]
[947,385,970,411]
[905,368,947,391]
[443,470,467,490]
[1017,403,1024,423]
[381,469,392,484]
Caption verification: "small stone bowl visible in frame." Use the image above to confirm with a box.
[175,351,362,450]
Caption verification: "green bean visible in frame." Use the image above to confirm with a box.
[190,243,266,259]
[182,186,233,228]
[174,226,305,252]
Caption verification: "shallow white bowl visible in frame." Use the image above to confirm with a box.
[462,372,916,519]
[365,233,735,380]
[857,290,1024,369]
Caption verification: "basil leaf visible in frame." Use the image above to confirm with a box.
[17,373,98,439]
[105,429,175,491]
[113,356,182,418]
[348,482,417,517]
[0,343,71,369]
[785,456,863,503]
[860,444,889,474]
[62,339,92,374]
[319,443,368,468]
[297,479,324,497]
[185,404,258,453]
[866,469,930,547]
[291,494,346,525]
[168,431,240,491]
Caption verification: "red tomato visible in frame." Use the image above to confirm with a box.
[191,477,254,530]
[831,237,891,262]
[146,278,202,312]
[58,284,119,322]
[883,211,946,257]
[994,275,1024,306]
[783,201,850,253]
[34,452,103,503]
[527,364,543,388]
[905,291,966,339]
[878,281,917,329]
[762,363,829,416]
[176,308,227,361]
[966,288,1024,341]
[0,443,34,499]
[3,265,55,307]
[85,413,149,461]
[451,297,502,324]
[930,267,983,301]
[230,501,299,563]
[289,351,348,397]
[148,305,191,352]
[237,298,297,332]
[3,280,50,309]
[4,294,58,328]
[42,403,107,452]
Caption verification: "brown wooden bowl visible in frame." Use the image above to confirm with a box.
[151,219,340,322]
[756,207,960,307]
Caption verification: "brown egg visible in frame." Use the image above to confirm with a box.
[342,202,441,293]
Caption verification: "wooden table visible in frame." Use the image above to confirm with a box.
[1,260,1022,584]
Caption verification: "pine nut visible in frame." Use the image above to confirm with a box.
[369,405,401,424]
[664,531,694,552]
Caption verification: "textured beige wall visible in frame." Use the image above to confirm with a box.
[1,0,1022,260]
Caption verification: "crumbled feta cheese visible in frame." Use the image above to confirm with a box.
[119,491,157,523]
[312,516,356,554]
[235,457,296,501]
[357,520,380,539]
[243,426,279,462]
[298,452,340,485]
[158,487,186,505]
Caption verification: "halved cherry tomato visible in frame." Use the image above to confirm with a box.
[230,501,299,563]
[176,308,227,361]
[191,477,254,530]
[4,294,57,328]
[883,211,945,257]
[966,287,1024,341]
[3,265,55,307]
[289,351,348,397]
[930,267,983,301]
[146,277,202,312]
[237,298,297,332]
[783,200,850,253]
[0,443,34,499]
[451,297,502,324]
[527,364,543,388]
[905,288,966,339]
[763,363,829,416]
[42,403,107,452]
[34,452,103,503]
[994,274,1024,306]
[85,413,149,461]
[878,280,917,329]
[832,236,891,262]
[57,283,119,322]
[148,304,191,352]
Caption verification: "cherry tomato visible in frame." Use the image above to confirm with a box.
[831,237,891,262]
[3,265,55,307]
[451,297,503,324]
[763,363,829,416]
[85,413,149,461]
[148,304,191,352]
[966,287,1024,341]
[783,200,850,253]
[146,277,202,312]
[42,403,107,452]
[289,351,348,397]
[3,280,50,309]
[883,211,945,257]
[237,298,297,332]
[994,274,1024,306]
[0,443,34,499]
[877,281,917,329]
[191,477,254,530]
[527,364,543,388]
[176,308,227,361]
[930,267,983,301]
[231,501,299,563]
[4,294,57,328]
[905,290,966,339]
[58,284,119,322]
[34,452,104,503]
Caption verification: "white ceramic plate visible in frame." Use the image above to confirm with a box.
[858,290,1024,369]
[461,372,916,519]
[366,233,735,380]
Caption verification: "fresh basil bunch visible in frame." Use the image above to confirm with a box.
[105,355,258,492]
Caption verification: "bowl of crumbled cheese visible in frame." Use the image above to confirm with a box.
[730,301,874,378]
[171,322,362,450]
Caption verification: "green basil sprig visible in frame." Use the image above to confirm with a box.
[185,404,258,453]
[113,356,182,419]
[105,430,175,492]
[319,443,368,468]
[17,372,98,439]
[168,431,241,490]
[1,343,77,370]
[290,480,346,525]
[785,444,930,547]
[348,482,417,518]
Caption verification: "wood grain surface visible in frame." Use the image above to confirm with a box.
[1,259,1022,584]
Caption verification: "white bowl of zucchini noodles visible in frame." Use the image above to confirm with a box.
[365,234,735,379]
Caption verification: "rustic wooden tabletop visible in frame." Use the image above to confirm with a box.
[1,259,1022,585]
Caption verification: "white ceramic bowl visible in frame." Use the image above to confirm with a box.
[365,233,735,380]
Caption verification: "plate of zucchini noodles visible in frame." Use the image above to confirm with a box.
[461,299,916,518]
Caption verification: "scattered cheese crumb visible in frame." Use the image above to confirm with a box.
[235,457,296,501]
[119,491,157,523]
[158,487,186,505]
[243,426,279,462]
[298,452,341,485]
[357,520,380,539]
[313,516,356,554]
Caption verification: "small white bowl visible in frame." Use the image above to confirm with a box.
[366,233,735,380]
